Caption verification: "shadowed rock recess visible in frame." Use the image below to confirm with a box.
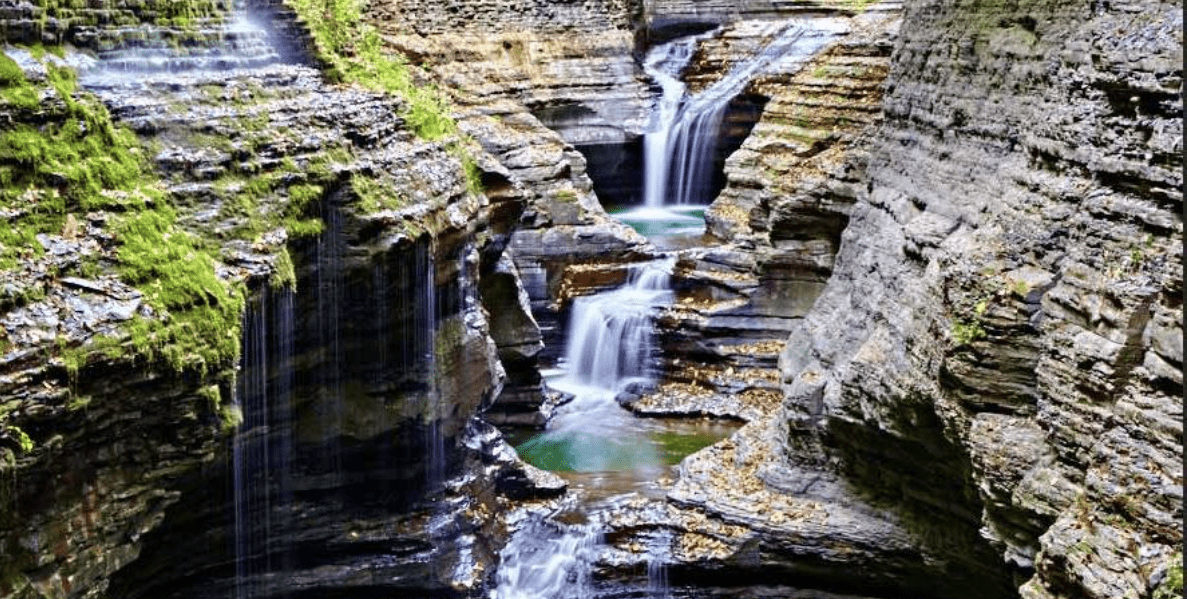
[0,0,1180,597]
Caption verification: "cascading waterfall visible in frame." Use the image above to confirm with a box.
[642,20,846,207]
[493,515,600,599]
[513,259,674,472]
[494,259,675,598]
[642,33,711,209]
[561,260,674,388]
[647,528,673,599]
[78,0,288,85]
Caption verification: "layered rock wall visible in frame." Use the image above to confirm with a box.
[779,1,1182,598]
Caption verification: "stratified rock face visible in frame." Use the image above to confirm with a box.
[642,0,899,34]
[0,350,227,599]
[778,2,1182,599]
[371,0,649,145]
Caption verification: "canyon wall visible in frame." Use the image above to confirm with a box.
[0,5,555,596]
[775,1,1182,598]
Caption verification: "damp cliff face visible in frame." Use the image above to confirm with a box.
[359,0,655,413]
[601,2,1180,597]
[0,1,556,593]
[777,1,1182,598]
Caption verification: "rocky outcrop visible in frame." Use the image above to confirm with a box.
[370,0,649,146]
[654,1,1182,598]
[0,11,554,595]
[453,99,651,364]
[824,3,1182,596]
[603,1,1181,598]
[642,0,900,37]
[648,10,898,403]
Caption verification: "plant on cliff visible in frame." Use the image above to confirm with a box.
[288,0,456,140]
[1154,554,1183,599]
[1,51,244,376]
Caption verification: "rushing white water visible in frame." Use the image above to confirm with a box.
[493,515,600,599]
[494,260,675,598]
[561,259,674,388]
[79,1,287,85]
[642,33,712,208]
[642,20,847,207]
[647,528,674,599]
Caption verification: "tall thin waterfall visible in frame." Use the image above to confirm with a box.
[642,21,846,206]
[642,33,709,208]
[232,287,295,599]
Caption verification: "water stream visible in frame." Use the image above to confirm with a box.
[496,259,708,599]
[494,19,849,598]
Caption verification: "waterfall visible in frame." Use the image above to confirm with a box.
[642,33,708,208]
[492,514,600,599]
[415,240,447,494]
[642,20,846,207]
[647,529,673,599]
[561,259,674,389]
[79,0,287,84]
[231,286,295,599]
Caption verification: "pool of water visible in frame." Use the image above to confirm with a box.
[503,378,740,501]
[609,205,716,251]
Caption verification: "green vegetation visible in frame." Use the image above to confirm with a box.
[3,426,32,454]
[352,172,406,213]
[843,0,875,12]
[461,155,483,195]
[0,58,149,269]
[1154,553,1183,599]
[288,0,456,140]
[219,403,243,431]
[951,319,986,345]
[1,52,244,377]
[271,246,296,290]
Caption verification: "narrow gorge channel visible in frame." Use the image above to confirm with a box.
[0,0,1180,598]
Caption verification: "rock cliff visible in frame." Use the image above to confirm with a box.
[0,5,557,596]
[630,1,1181,598]
[795,3,1183,597]
[0,0,1180,597]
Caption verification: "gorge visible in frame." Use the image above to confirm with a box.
[0,0,1181,598]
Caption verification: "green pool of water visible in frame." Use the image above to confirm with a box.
[607,205,713,250]
[505,420,737,475]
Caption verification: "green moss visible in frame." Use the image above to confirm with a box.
[286,0,457,140]
[0,54,246,377]
[351,172,407,213]
[114,209,246,373]
[951,319,986,345]
[219,403,243,431]
[1154,553,1183,599]
[198,384,221,409]
[460,154,483,195]
[3,426,32,454]
[67,393,91,410]
[0,54,39,110]
[271,246,296,290]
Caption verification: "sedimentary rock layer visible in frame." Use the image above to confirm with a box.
[776,1,1182,598]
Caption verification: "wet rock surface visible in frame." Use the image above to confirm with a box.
[0,9,552,598]
[666,1,1183,599]
[0,0,1181,597]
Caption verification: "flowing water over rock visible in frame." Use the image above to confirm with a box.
[497,259,738,598]
[642,20,845,209]
[515,259,675,478]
